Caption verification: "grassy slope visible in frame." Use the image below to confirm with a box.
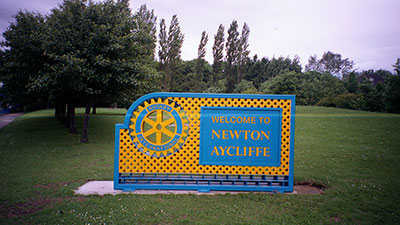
[0,106,399,224]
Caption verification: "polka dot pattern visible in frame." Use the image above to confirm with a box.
[118,97,292,175]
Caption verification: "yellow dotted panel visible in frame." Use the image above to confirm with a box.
[118,97,292,175]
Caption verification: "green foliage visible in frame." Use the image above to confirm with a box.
[305,51,354,78]
[195,31,208,88]
[225,20,240,92]
[260,71,345,106]
[237,23,250,83]
[260,70,302,95]
[233,79,258,94]
[158,15,184,91]
[224,21,251,92]
[205,79,226,93]
[383,75,400,113]
[393,58,400,75]
[0,11,48,111]
[343,71,359,93]
[212,24,225,83]
[317,93,363,110]
[133,4,157,61]
[44,0,147,103]
[299,71,345,105]
[170,59,211,93]
[246,55,302,89]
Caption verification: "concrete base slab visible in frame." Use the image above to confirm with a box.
[74,181,246,195]
[75,181,123,196]
[74,181,322,195]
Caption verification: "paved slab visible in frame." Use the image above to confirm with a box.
[0,113,23,129]
[74,181,322,195]
[74,181,248,195]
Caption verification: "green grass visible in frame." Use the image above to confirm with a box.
[0,106,399,224]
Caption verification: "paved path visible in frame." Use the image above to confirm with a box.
[0,113,23,129]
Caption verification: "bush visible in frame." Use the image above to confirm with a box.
[317,93,363,110]
[233,80,259,94]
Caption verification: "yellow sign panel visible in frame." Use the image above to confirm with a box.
[118,96,292,175]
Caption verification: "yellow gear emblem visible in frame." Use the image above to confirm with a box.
[129,98,189,157]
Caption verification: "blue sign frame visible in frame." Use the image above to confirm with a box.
[114,92,296,193]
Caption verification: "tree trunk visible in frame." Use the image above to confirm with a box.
[80,103,91,143]
[61,103,66,124]
[91,102,96,114]
[55,101,61,120]
[68,103,77,133]
[65,103,70,129]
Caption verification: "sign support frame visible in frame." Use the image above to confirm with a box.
[114,92,296,193]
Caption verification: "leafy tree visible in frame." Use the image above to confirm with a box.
[233,79,258,94]
[170,59,211,92]
[318,93,363,110]
[246,55,302,89]
[237,23,250,83]
[384,75,400,113]
[343,71,359,93]
[260,71,302,95]
[357,82,384,112]
[299,71,345,105]
[212,24,225,83]
[393,58,400,75]
[133,4,157,61]
[305,51,353,78]
[225,20,239,92]
[42,0,156,141]
[158,15,184,91]
[195,31,208,89]
[260,70,344,105]
[304,55,321,73]
[0,11,48,111]
[237,23,250,84]
[158,18,168,87]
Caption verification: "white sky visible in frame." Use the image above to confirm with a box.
[1,0,399,72]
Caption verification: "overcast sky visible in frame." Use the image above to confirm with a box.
[1,0,399,72]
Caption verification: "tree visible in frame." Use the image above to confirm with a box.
[383,75,400,113]
[237,23,250,83]
[305,51,353,78]
[344,71,359,93]
[304,55,322,73]
[260,71,302,95]
[195,31,208,88]
[245,55,302,89]
[233,79,258,94]
[299,71,345,105]
[158,15,184,91]
[393,58,400,75]
[212,24,225,83]
[225,20,239,92]
[158,18,168,88]
[133,4,157,61]
[43,0,155,141]
[0,11,48,111]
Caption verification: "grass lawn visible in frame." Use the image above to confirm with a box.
[0,106,399,224]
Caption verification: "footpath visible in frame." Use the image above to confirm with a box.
[0,113,23,129]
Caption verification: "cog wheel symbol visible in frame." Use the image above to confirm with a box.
[129,98,189,157]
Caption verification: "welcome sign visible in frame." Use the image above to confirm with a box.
[200,107,281,167]
[114,93,295,193]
